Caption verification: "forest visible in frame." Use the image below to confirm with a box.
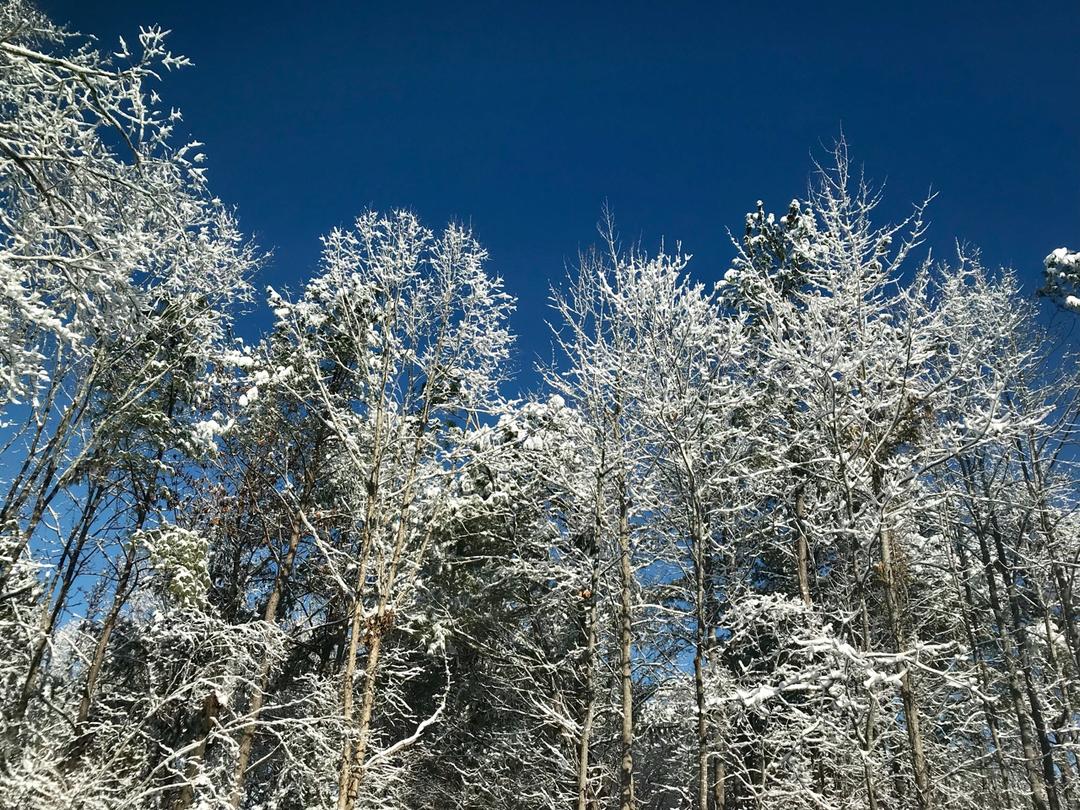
[2,2,1080,809]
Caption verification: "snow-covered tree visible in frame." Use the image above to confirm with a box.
[3,4,1078,810]
[1041,247,1080,310]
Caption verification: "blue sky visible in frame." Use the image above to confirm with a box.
[42,0,1080,386]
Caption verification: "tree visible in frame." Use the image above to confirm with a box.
[5,4,1080,810]
[1041,247,1080,310]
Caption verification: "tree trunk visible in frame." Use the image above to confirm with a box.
[794,485,812,607]
[173,691,221,810]
[878,526,932,810]
[973,522,1052,810]
[990,519,1062,810]
[339,625,385,810]
[228,501,312,808]
[712,754,726,810]
[951,537,1012,795]
[616,474,636,810]
[14,483,102,720]
[691,502,711,810]
[77,541,136,726]
[576,469,603,810]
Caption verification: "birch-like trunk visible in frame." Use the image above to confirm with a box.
[616,474,636,810]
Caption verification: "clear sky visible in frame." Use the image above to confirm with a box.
[41,0,1080,385]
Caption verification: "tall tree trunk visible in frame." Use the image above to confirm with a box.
[339,624,385,810]
[77,386,178,726]
[694,602,709,810]
[616,472,636,810]
[990,518,1062,810]
[336,471,381,809]
[229,477,315,808]
[973,521,1052,810]
[712,754,726,810]
[576,469,604,810]
[77,540,136,726]
[691,500,711,810]
[878,525,932,810]
[0,361,97,596]
[13,482,102,721]
[337,332,396,810]
[855,592,881,810]
[794,485,812,608]
[173,692,221,810]
[1019,442,1080,680]
[575,602,598,810]
[339,477,434,809]
[950,536,1012,795]
[338,350,442,809]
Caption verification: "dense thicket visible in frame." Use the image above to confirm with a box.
[2,4,1079,809]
